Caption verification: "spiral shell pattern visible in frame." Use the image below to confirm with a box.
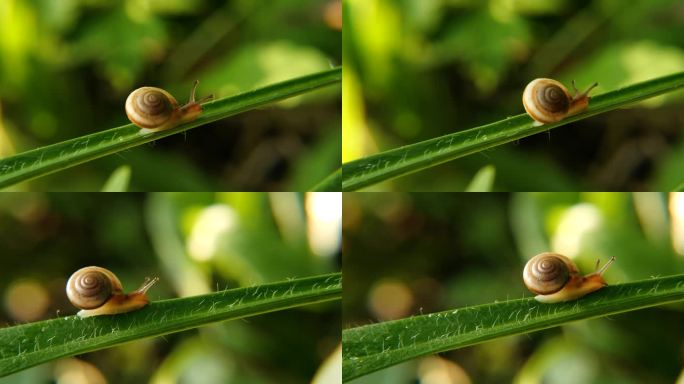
[523,253,572,295]
[125,87,178,128]
[522,78,570,123]
[66,266,122,309]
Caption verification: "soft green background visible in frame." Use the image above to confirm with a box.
[0,0,341,191]
[343,192,684,383]
[343,0,684,191]
[0,192,341,383]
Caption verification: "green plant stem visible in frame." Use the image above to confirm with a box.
[0,67,341,189]
[310,168,342,191]
[342,274,684,381]
[0,272,341,377]
[341,71,684,191]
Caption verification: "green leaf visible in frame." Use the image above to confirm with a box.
[341,71,684,191]
[0,272,341,377]
[0,67,341,189]
[342,274,684,382]
[101,165,131,192]
[464,165,495,192]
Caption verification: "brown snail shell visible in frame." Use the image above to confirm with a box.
[66,266,122,310]
[125,87,179,129]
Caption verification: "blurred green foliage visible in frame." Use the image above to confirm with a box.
[343,192,684,383]
[0,192,341,383]
[343,0,684,191]
[0,0,341,191]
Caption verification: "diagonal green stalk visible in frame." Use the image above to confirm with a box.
[0,272,341,377]
[341,71,684,191]
[310,168,342,191]
[0,67,341,189]
[342,274,684,382]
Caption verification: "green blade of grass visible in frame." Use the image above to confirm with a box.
[341,71,684,191]
[0,67,341,189]
[342,274,684,382]
[310,168,342,191]
[0,272,341,377]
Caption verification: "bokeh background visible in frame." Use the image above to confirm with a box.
[0,0,341,191]
[343,192,684,383]
[0,192,341,383]
[343,0,684,191]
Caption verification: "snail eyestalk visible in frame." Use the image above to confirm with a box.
[135,276,159,294]
[596,256,616,275]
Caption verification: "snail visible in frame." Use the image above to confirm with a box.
[522,78,598,124]
[125,80,212,133]
[66,266,159,318]
[523,252,615,303]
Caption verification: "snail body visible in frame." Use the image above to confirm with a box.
[523,252,615,303]
[522,78,598,124]
[126,80,210,133]
[66,266,158,318]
